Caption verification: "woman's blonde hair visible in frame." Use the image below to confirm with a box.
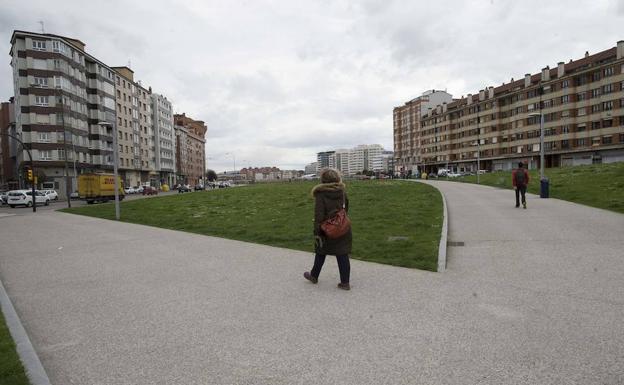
[320,168,342,184]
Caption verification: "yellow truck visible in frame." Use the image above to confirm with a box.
[78,173,125,204]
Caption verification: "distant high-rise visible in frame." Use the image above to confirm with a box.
[174,113,206,186]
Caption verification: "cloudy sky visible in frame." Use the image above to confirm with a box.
[1,0,623,172]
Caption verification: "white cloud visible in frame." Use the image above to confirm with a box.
[0,0,622,172]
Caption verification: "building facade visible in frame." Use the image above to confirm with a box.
[316,144,387,176]
[152,93,175,187]
[304,162,318,175]
[9,30,117,197]
[0,99,17,188]
[400,42,624,174]
[393,90,453,176]
[174,113,206,186]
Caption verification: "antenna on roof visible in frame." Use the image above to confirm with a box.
[127,59,131,68]
[38,21,45,34]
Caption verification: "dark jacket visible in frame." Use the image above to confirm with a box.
[512,168,529,187]
[312,182,352,256]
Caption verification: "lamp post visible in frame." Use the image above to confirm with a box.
[476,104,480,184]
[98,121,120,220]
[225,152,236,173]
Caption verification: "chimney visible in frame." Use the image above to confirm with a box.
[479,89,485,101]
[541,66,550,81]
[467,94,473,105]
[442,102,447,113]
[584,51,589,58]
[524,73,531,87]
[618,40,624,60]
[436,105,442,114]
[488,86,494,99]
[557,62,565,78]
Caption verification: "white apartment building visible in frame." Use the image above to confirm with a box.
[152,93,175,187]
[316,144,386,176]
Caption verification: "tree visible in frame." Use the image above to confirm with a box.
[206,169,217,182]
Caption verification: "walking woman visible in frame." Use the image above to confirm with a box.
[303,168,352,290]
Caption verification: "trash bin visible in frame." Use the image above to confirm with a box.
[540,177,549,198]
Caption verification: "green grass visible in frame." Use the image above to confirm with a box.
[450,162,624,213]
[62,181,443,271]
[0,309,30,385]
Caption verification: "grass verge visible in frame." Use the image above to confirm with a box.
[450,162,624,214]
[0,308,30,385]
[62,180,443,271]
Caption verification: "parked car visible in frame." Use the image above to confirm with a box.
[0,191,8,205]
[70,191,80,200]
[7,190,50,208]
[194,184,204,191]
[124,186,136,194]
[142,186,158,195]
[178,185,191,193]
[44,189,59,200]
[135,186,144,194]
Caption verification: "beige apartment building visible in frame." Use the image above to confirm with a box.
[393,90,453,176]
[174,113,206,186]
[402,41,624,174]
[112,66,156,187]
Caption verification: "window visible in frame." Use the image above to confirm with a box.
[561,139,569,149]
[561,80,569,88]
[577,107,586,116]
[603,67,614,77]
[561,95,570,104]
[577,124,586,132]
[38,132,51,142]
[58,149,66,160]
[591,121,601,130]
[35,96,49,106]
[577,93,586,101]
[603,119,613,128]
[39,150,52,160]
[603,84,613,94]
[592,104,601,113]
[576,138,586,146]
[603,101,613,111]
[52,41,60,52]
[32,40,46,51]
[33,59,47,70]
[562,125,570,134]
[591,88,601,98]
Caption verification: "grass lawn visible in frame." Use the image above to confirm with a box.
[450,162,624,214]
[0,309,30,385]
[62,180,443,271]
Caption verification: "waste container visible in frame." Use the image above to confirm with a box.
[540,177,549,198]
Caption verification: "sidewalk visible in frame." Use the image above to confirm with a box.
[0,183,623,385]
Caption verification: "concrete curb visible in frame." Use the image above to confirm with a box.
[409,180,448,272]
[0,278,52,385]
[437,188,449,272]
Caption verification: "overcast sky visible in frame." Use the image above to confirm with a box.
[1,0,623,172]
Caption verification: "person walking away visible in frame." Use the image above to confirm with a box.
[303,168,352,290]
[512,162,529,209]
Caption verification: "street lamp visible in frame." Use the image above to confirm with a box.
[476,104,481,184]
[98,121,120,220]
[225,152,236,173]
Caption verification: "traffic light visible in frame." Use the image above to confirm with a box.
[26,168,33,181]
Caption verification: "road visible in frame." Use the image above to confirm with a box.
[0,181,623,384]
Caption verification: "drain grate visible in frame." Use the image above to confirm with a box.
[448,241,465,247]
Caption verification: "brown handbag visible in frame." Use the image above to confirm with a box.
[320,192,351,239]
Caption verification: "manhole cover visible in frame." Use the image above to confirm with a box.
[448,241,465,247]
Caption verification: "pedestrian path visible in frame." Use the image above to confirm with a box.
[0,183,623,385]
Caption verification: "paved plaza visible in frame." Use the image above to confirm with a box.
[1,181,623,384]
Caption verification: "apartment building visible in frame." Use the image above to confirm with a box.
[173,113,206,186]
[152,93,175,186]
[112,66,155,187]
[9,30,117,197]
[316,144,387,176]
[372,150,394,173]
[0,99,16,187]
[411,41,624,174]
[304,162,318,175]
[393,90,453,175]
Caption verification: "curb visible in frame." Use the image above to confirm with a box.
[0,278,52,385]
[437,189,448,272]
[409,180,448,272]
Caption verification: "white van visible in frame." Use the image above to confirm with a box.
[7,190,50,208]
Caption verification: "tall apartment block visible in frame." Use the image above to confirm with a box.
[393,90,453,175]
[152,93,176,187]
[396,41,624,174]
[0,99,16,187]
[112,66,157,187]
[9,30,117,197]
[173,113,206,186]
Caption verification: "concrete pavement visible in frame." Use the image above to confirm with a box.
[0,181,623,384]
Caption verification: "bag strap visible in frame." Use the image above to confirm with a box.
[342,190,346,209]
